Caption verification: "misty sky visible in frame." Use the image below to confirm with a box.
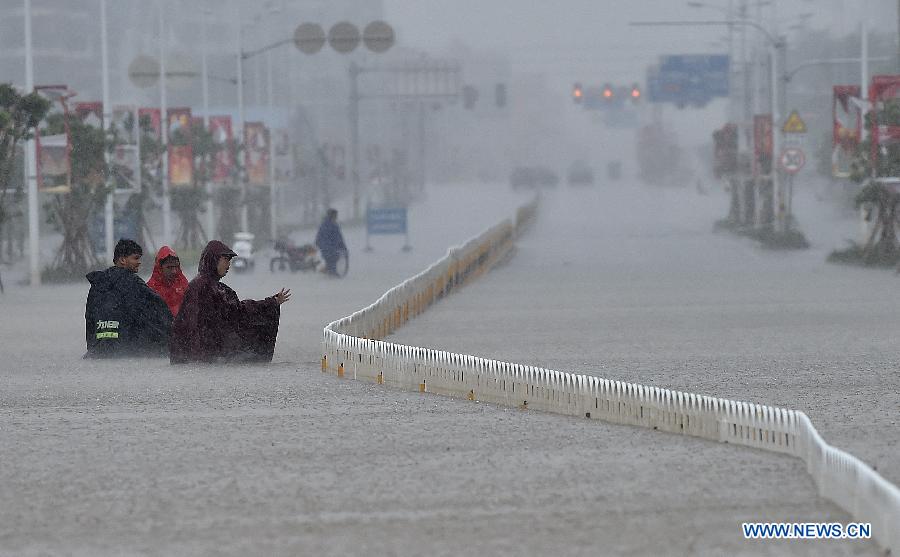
[385,0,897,82]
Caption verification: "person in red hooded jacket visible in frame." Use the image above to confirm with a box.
[147,246,189,317]
[170,240,291,364]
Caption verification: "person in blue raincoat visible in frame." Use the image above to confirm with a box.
[315,208,347,276]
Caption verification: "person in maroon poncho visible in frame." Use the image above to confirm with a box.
[170,240,291,364]
[147,246,189,317]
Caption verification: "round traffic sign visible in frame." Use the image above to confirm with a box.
[128,53,196,89]
[328,21,361,54]
[128,55,159,88]
[779,147,806,174]
[294,23,326,55]
[166,52,197,90]
[363,21,395,53]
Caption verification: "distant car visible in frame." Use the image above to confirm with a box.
[567,162,594,186]
[510,166,559,189]
[607,160,622,181]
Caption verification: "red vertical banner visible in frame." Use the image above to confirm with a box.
[138,108,163,183]
[34,86,72,193]
[167,108,193,186]
[138,108,162,140]
[111,106,139,191]
[36,133,71,193]
[833,85,861,148]
[753,114,773,176]
[272,128,293,182]
[167,107,192,143]
[190,117,205,181]
[869,75,900,172]
[75,101,103,128]
[112,106,137,144]
[832,86,862,178]
[244,122,269,186]
[209,115,234,183]
[168,145,193,186]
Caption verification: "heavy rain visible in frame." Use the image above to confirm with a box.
[0,1,898,555]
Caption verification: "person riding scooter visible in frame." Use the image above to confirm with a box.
[315,209,347,277]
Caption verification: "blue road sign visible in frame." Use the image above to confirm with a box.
[367,206,407,235]
[648,54,729,107]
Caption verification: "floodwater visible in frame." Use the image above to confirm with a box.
[1,182,889,555]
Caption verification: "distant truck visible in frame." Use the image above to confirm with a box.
[567,161,595,186]
[510,166,559,189]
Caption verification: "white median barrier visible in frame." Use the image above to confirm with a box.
[322,194,899,552]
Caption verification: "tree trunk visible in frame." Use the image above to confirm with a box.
[864,200,900,265]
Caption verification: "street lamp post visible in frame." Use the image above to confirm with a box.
[266,48,277,241]
[201,8,215,242]
[236,23,247,233]
[101,0,115,264]
[235,8,279,236]
[24,0,40,286]
[770,38,785,232]
[158,2,171,247]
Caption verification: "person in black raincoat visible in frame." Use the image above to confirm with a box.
[315,208,347,276]
[84,238,172,358]
[170,240,291,364]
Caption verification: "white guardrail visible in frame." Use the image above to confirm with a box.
[322,196,899,552]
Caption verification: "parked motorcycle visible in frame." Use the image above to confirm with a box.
[231,232,255,273]
[270,238,320,273]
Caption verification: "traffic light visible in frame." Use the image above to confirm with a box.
[572,82,583,104]
[630,83,641,102]
[462,85,478,110]
[495,83,507,108]
[602,83,614,100]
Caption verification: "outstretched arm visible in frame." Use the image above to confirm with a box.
[274,288,292,305]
